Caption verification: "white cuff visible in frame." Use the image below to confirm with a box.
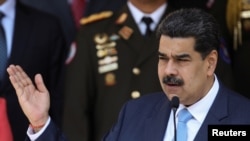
[27,117,51,141]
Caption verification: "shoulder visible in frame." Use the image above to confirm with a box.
[17,1,60,24]
[220,84,250,112]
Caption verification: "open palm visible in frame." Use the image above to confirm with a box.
[7,65,50,127]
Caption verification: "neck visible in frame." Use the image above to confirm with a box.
[129,0,166,14]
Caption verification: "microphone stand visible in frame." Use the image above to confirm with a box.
[173,107,177,141]
[171,96,179,141]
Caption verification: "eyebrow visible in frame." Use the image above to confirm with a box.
[158,51,191,59]
[174,54,190,59]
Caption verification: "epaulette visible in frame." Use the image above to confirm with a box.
[80,11,113,25]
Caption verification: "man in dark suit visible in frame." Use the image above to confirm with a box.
[0,0,67,140]
[6,8,250,141]
[62,0,235,140]
[103,8,250,141]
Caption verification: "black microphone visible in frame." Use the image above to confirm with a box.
[171,96,179,141]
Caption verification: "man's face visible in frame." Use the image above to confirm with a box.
[158,35,216,106]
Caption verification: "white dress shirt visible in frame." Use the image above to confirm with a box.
[127,1,167,35]
[27,117,51,141]
[164,75,219,141]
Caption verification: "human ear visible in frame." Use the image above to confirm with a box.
[206,50,218,76]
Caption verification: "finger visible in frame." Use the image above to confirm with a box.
[11,65,29,89]
[35,74,48,93]
[15,65,33,87]
[7,65,24,96]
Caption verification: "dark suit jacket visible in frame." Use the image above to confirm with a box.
[103,82,250,141]
[31,81,250,141]
[62,3,176,141]
[19,0,76,47]
[0,1,67,141]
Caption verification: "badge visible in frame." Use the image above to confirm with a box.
[98,62,118,74]
[94,33,109,44]
[97,49,107,58]
[98,56,118,65]
[105,72,116,86]
[96,42,116,50]
[109,34,120,41]
[116,13,127,24]
[119,26,133,40]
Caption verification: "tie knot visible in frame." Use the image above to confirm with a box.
[141,16,153,26]
[178,109,192,123]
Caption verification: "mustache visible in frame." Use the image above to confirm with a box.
[162,76,184,86]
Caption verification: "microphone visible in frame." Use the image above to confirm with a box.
[171,96,179,141]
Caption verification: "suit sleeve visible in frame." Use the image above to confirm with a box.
[25,121,68,141]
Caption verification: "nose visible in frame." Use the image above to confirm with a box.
[164,60,178,76]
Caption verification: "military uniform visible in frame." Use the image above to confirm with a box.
[62,4,175,141]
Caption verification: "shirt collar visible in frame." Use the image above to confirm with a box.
[0,0,15,20]
[177,74,219,123]
[127,1,167,25]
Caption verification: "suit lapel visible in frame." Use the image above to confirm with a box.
[194,86,229,141]
[144,98,172,141]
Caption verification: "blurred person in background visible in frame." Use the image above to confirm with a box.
[0,0,67,140]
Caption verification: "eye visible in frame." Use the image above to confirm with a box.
[158,55,168,61]
[177,58,189,61]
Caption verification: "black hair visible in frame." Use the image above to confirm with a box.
[157,8,220,59]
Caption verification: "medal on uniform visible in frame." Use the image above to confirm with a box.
[98,62,118,74]
[105,72,116,86]
[116,13,127,24]
[98,56,118,65]
[94,33,109,44]
[119,26,133,40]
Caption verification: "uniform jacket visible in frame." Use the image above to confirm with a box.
[103,82,250,141]
[63,3,175,141]
[0,1,67,140]
[30,81,250,141]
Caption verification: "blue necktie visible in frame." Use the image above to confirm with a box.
[0,12,7,82]
[177,108,192,141]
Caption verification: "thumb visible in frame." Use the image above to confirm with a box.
[34,74,48,93]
